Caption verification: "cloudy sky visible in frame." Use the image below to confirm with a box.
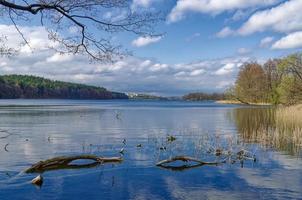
[0,0,302,96]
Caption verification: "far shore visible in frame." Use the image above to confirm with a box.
[216,100,273,106]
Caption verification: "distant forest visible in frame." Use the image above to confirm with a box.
[0,75,128,99]
[183,93,225,101]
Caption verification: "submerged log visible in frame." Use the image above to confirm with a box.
[25,155,123,173]
[157,163,205,171]
[156,156,226,167]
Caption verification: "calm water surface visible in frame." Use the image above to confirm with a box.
[0,100,301,200]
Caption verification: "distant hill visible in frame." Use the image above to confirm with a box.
[0,75,128,99]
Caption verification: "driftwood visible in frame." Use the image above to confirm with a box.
[25,155,123,173]
[156,156,227,170]
[157,163,205,171]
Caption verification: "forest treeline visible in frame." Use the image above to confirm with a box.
[226,53,302,105]
[183,92,225,101]
[0,75,128,99]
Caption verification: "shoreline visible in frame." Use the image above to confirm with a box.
[216,100,272,106]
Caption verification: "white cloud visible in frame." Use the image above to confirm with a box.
[214,63,236,75]
[185,33,201,42]
[132,36,162,47]
[167,0,279,23]
[140,59,152,67]
[231,10,249,21]
[149,63,168,72]
[216,27,234,38]
[272,31,302,49]
[0,24,252,95]
[0,24,58,54]
[68,26,80,34]
[174,71,187,77]
[0,52,249,95]
[131,0,160,10]
[216,80,234,89]
[190,69,205,76]
[238,0,302,35]
[237,47,251,55]
[102,10,128,22]
[46,53,73,63]
[260,36,275,48]
[0,61,7,67]
[132,0,154,8]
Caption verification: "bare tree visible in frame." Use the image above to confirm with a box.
[0,0,163,61]
[280,53,302,81]
[235,62,268,103]
[0,36,16,56]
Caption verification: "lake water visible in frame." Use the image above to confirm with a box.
[0,100,301,200]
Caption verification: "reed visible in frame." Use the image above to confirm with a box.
[276,104,302,130]
[238,105,302,155]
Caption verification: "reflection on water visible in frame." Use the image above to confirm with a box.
[231,107,276,133]
[232,106,302,155]
[0,100,301,200]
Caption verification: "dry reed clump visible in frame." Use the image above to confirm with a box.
[241,127,301,155]
[275,105,302,152]
[241,105,302,155]
[276,104,302,129]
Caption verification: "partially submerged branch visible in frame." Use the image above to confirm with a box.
[156,156,226,167]
[157,163,205,171]
[25,155,123,173]
[156,148,256,171]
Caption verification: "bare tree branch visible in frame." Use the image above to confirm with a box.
[0,0,163,61]
[8,8,32,50]
[0,35,16,56]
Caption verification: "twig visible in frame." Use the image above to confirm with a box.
[8,8,32,50]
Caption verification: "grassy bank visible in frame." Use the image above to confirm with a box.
[216,100,243,104]
[216,100,272,106]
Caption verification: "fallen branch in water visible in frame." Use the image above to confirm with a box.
[157,163,206,171]
[156,156,226,167]
[25,155,123,173]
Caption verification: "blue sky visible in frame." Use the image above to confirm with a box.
[126,0,296,63]
[0,0,302,96]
